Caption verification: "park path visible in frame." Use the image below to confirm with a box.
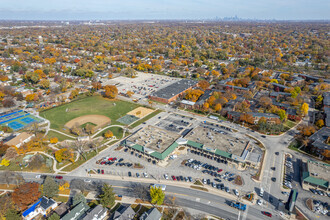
[48,129,76,139]
[91,125,125,138]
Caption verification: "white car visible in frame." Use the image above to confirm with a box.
[35,175,41,179]
[257,199,262,206]
[143,172,149,178]
[84,179,91,183]
[164,174,169,180]
[234,189,239,196]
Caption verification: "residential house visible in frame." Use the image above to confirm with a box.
[139,208,162,220]
[287,108,301,121]
[323,92,330,108]
[270,92,291,101]
[22,197,57,220]
[111,205,136,220]
[308,127,330,160]
[61,202,90,220]
[271,83,289,92]
[82,205,108,220]
[227,111,280,124]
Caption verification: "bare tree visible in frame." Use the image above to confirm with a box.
[71,140,88,161]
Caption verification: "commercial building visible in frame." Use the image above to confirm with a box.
[149,79,197,104]
[122,124,262,168]
[301,160,329,192]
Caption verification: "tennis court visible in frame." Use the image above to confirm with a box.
[20,117,37,124]
[8,121,25,130]
[0,110,43,131]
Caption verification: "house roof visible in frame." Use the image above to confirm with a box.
[112,205,136,220]
[82,205,107,220]
[22,198,41,217]
[40,196,56,210]
[308,127,330,150]
[324,92,330,106]
[5,132,34,147]
[139,208,162,220]
[61,202,90,220]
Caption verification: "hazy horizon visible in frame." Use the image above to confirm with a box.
[0,0,329,21]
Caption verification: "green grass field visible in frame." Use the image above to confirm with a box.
[47,130,74,141]
[40,96,139,131]
[95,126,124,138]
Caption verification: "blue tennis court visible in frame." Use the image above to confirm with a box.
[8,121,25,130]
[20,117,36,124]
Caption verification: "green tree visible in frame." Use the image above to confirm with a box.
[6,209,20,220]
[277,109,287,121]
[42,176,59,198]
[99,184,115,208]
[48,213,60,220]
[150,186,165,205]
[72,192,87,207]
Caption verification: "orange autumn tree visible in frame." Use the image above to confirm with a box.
[104,85,118,99]
[12,182,41,211]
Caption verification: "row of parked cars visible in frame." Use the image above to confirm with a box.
[313,200,329,216]
[97,157,134,167]
[185,159,236,181]
[310,188,330,197]
[283,156,293,189]
[188,150,228,165]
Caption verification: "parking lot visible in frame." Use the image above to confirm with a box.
[90,141,261,197]
[103,72,180,99]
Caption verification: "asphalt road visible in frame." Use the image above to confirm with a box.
[9,172,282,220]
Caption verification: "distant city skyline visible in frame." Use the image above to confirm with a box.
[0,0,329,21]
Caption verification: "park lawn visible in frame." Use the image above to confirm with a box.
[129,109,162,128]
[284,120,297,129]
[47,130,74,142]
[95,126,124,139]
[0,155,53,173]
[61,151,98,172]
[39,96,139,131]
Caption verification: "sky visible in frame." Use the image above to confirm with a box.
[0,0,329,20]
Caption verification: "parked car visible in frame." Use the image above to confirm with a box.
[101,170,104,174]
[143,172,149,178]
[84,179,91,183]
[164,174,169,180]
[257,199,262,206]
[171,175,176,181]
[136,173,140,178]
[55,176,63,179]
[128,172,132,177]
[262,211,272,217]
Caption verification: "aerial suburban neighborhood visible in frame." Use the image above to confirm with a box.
[0,1,329,220]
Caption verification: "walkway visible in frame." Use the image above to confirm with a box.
[48,129,76,139]
[91,125,125,138]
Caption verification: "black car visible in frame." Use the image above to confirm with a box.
[179,176,184,181]
[271,177,276,182]
[128,172,132,177]
[207,179,211,185]
[275,152,279,155]
[214,178,222,182]
[269,197,273,203]
[97,169,100,174]
[271,167,276,171]
[118,158,124,162]
[124,148,128,152]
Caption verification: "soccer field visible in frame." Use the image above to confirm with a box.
[40,96,139,131]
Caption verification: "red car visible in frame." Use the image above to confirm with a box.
[101,170,104,174]
[217,169,223,173]
[262,211,272,217]
[171,175,176,181]
[55,176,63,179]
[108,158,113,161]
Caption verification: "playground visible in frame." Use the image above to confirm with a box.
[0,110,42,131]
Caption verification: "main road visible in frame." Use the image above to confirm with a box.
[13,171,281,220]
